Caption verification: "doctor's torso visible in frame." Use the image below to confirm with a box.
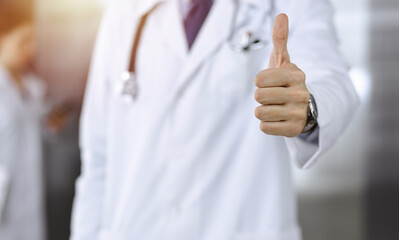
[86,0,301,239]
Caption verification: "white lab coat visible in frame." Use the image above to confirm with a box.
[71,0,359,239]
[0,66,46,240]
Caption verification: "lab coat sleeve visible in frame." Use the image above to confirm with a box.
[70,3,114,240]
[281,0,360,169]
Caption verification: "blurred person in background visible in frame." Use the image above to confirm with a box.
[0,3,46,240]
[0,1,70,239]
[71,0,359,240]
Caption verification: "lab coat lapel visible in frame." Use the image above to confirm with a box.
[131,0,186,62]
[159,0,188,59]
[174,0,235,89]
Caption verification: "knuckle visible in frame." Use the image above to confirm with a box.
[288,69,305,84]
[287,70,297,83]
[299,90,310,103]
[289,90,309,103]
[298,70,306,81]
[294,68,306,81]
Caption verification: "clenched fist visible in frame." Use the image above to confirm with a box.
[254,14,310,138]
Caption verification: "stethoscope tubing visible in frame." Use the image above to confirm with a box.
[120,0,273,101]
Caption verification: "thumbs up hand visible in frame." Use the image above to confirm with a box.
[254,14,310,137]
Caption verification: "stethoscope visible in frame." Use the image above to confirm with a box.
[119,0,271,102]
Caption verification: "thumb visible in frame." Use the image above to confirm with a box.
[269,13,290,68]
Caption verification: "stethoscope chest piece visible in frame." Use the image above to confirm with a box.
[119,70,138,103]
[117,4,159,104]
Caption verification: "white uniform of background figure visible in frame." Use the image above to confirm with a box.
[0,66,46,240]
[71,0,359,239]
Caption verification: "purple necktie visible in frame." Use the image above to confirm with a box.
[184,0,213,49]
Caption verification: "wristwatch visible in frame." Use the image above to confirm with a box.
[302,93,318,133]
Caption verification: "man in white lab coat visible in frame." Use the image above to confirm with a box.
[71,0,359,239]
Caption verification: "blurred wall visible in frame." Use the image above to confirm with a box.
[294,0,371,239]
[34,1,104,239]
[35,0,104,104]
[295,0,399,240]
[366,0,399,239]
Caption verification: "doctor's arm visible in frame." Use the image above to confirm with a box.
[70,4,114,240]
[254,0,359,168]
